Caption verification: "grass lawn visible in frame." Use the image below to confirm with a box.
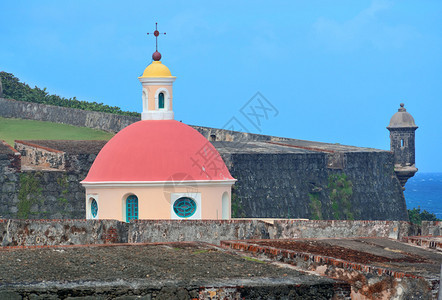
[0,117,114,147]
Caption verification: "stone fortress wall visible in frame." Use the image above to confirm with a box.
[0,218,415,247]
[0,98,409,221]
[0,98,139,133]
[0,140,94,219]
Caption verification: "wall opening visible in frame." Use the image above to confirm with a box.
[222,192,230,220]
[91,198,98,218]
[159,92,165,109]
[88,196,98,219]
[401,139,404,148]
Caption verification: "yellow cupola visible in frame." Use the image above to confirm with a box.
[138,23,176,121]
[139,61,175,78]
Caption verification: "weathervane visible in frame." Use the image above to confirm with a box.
[147,22,166,61]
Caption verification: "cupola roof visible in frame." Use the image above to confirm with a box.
[139,61,175,78]
[388,103,418,129]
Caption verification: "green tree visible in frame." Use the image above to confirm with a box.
[328,173,354,220]
[408,207,441,225]
[0,71,140,117]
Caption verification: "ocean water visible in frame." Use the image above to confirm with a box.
[404,172,442,219]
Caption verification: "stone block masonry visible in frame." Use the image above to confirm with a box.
[402,235,442,251]
[0,219,411,247]
[0,140,21,173]
[221,238,441,299]
[15,140,65,171]
[0,219,436,299]
[0,97,298,141]
[0,140,107,219]
[218,143,408,221]
[12,171,87,219]
[15,140,106,173]
[1,170,87,220]
[0,141,20,219]
[0,219,128,247]
[421,221,442,236]
[0,98,139,133]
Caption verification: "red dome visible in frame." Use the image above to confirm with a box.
[83,120,234,182]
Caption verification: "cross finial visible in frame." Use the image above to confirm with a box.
[147,22,166,61]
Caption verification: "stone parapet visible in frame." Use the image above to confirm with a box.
[0,98,139,133]
[0,219,411,247]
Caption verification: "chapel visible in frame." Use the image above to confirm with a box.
[81,26,235,221]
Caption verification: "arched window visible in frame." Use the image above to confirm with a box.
[158,92,165,109]
[126,195,139,222]
[91,198,98,218]
[173,197,197,218]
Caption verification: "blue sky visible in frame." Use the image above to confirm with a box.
[1,0,441,172]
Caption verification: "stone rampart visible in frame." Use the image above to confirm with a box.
[0,139,409,221]
[0,219,128,247]
[0,141,20,219]
[0,171,86,220]
[223,150,408,221]
[0,219,411,247]
[0,141,20,172]
[0,140,104,220]
[15,141,65,171]
[421,221,442,236]
[0,98,139,133]
[0,97,293,141]
[14,140,103,173]
[0,143,409,221]
[192,125,290,143]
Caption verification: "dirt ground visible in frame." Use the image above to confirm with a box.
[0,242,319,285]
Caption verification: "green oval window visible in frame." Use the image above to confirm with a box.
[91,199,98,218]
[173,197,196,218]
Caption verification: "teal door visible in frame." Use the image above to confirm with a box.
[126,195,139,222]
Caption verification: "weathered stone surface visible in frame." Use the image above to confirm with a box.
[15,141,65,171]
[223,238,441,300]
[0,138,409,221]
[2,182,15,193]
[0,219,129,247]
[0,243,348,299]
[0,219,410,247]
[15,140,106,174]
[0,98,139,133]
[216,142,408,220]
[0,140,91,218]
[0,290,21,300]
[387,104,418,186]
[421,221,442,236]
